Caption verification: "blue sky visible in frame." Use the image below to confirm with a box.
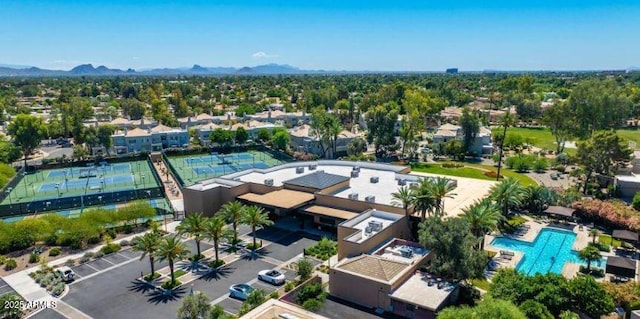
[0,0,639,71]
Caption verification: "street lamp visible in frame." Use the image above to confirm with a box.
[145,190,151,198]
[5,188,12,206]
[55,183,60,198]
[141,175,146,188]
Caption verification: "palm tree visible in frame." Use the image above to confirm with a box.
[133,232,161,278]
[241,206,274,250]
[176,212,207,259]
[462,199,503,249]
[524,185,556,214]
[496,108,516,181]
[156,236,190,286]
[392,186,414,231]
[589,228,599,244]
[429,177,457,216]
[578,245,601,272]
[220,201,245,246]
[203,216,226,263]
[489,177,526,218]
[410,179,436,219]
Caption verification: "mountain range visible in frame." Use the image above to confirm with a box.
[0,63,327,77]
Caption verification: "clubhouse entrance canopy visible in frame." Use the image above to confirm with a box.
[543,206,576,219]
[612,229,639,244]
[301,205,359,221]
[606,256,637,279]
[237,189,314,210]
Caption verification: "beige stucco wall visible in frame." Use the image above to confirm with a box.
[329,268,392,310]
[314,193,406,216]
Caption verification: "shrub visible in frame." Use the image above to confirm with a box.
[161,279,182,290]
[4,258,17,271]
[51,283,65,296]
[79,256,91,264]
[48,247,62,257]
[93,251,105,258]
[208,260,225,268]
[100,243,121,255]
[442,163,464,168]
[119,240,130,247]
[633,192,640,211]
[302,299,323,311]
[270,291,279,299]
[65,259,75,267]
[296,258,313,281]
[296,282,326,305]
[284,281,295,292]
[29,253,40,264]
[106,228,117,239]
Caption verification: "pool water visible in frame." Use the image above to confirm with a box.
[491,228,607,275]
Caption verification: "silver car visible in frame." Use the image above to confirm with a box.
[258,269,286,285]
[229,284,254,300]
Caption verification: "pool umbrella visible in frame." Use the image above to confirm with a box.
[606,256,637,279]
[612,229,639,244]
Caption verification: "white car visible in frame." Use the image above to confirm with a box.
[56,266,76,282]
[229,284,254,300]
[258,269,286,285]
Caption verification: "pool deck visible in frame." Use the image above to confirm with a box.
[484,215,617,279]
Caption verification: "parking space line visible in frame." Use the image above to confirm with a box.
[83,263,101,272]
[210,294,232,306]
[100,258,116,265]
[0,284,8,290]
[116,252,134,260]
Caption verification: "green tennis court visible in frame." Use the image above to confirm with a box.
[167,150,285,186]
[1,160,160,206]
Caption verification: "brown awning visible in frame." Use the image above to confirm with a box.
[302,205,359,220]
[606,256,637,278]
[237,190,314,210]
[544,206,575,218]
[612,230,639,243]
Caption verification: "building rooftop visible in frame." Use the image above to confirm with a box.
[284,171,350,190]
[335,238,429,283]
[341,210,403,243]
[302,205,359,220]
[389,272,457,311]
[237,189,315,209]
[239,299,330,319]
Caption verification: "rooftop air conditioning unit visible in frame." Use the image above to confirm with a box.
[264,178,274,186]
[399,246,414,258]
[348,193,359,200]
[296,167,305,174]
[353,166,360,172]
[351,170,360,178]
[370,176,379,183]
[368,220,383,231]
[365,195,376,203]
[309,164,317,170]
[397,179,406,186]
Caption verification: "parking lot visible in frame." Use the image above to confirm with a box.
[0,278,17,296]
[58,227,319,319]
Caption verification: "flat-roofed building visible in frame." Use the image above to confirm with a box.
[337,209,408,259]
[239,299,330,319]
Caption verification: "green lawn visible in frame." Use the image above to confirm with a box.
[410,162,537,186]
[174,269,187,278]
[492,127,640,153]
[471,278,492,291]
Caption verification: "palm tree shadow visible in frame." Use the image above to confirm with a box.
[198,264,234,282]
[128,280,158,294]
[241,248,270,261]
[176,259,208,273]
[146,286,187,304]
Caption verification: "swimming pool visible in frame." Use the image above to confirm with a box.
[491,228,607,275]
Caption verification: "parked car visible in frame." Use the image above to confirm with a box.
[258,269,286,285]
[229,284,254,300]
[56,266,76,282]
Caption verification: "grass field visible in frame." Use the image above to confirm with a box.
[492,127,640,153]
[1,160,159,205]
[167,150,286,186]
[411,161,537,186]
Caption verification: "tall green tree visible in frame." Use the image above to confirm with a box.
[438,297,526,319]
[203,216,226,264]
[410,178,436,219]
[271,130,290,151]
[119,98,147,120]
[418,216,487,280]
[177,213,207,259]
[578,245,601,272]
[133,232,161,278]
[7,114,47,168]
[365,102,399,157]
[234,127,249,144]
[569,275,614,319]
[156,236,190,285]
[495,109,516,181]
[541,101,574,154]
[576,130,632,193]
[489,177,526,218]
[462,199,502,249]
[220,201,245,245]
[459,108,480,154]
[429,177,457,216]
[240,206,273,249]
[391,185,414,231]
